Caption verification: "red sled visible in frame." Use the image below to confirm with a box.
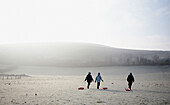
[125,88,131,91]
[78,87,84,90]
[103,87,108,90]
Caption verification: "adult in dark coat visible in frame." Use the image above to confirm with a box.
[127,73,135,90]
[84,72,94,89]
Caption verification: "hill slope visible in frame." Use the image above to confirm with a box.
[0,42,170,67]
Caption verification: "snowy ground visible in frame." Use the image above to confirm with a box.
[0,70,170,105]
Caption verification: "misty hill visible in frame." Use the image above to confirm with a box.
[0,42,170,67]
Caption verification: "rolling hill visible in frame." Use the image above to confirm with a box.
[0,42,170,67]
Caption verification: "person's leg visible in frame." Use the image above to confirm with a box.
[87,82,90,89]
[97,82,100,89]
[130,82,132,90]
[128,82,132,90]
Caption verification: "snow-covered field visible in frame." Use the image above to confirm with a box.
[0,66,170,105]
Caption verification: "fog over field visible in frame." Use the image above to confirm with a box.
[0,42,170,70]
[0,43,170,105]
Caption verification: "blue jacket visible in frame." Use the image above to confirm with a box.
[96,75,102,82]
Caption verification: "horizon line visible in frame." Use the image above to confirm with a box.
[0,41,169,51]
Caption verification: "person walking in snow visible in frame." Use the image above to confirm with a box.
[127,73,135,90]
[84,72,94,89]
[95,72,103,89]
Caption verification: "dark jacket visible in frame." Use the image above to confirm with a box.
[127,73,134,83]
[85,74,93,83]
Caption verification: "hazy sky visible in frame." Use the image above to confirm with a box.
[0,0,170,50]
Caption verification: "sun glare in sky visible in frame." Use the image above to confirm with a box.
[0,0,170,50]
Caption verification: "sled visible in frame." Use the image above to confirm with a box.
[125,88,131,91]
[78,87,84,90]
[103,87,108,90]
